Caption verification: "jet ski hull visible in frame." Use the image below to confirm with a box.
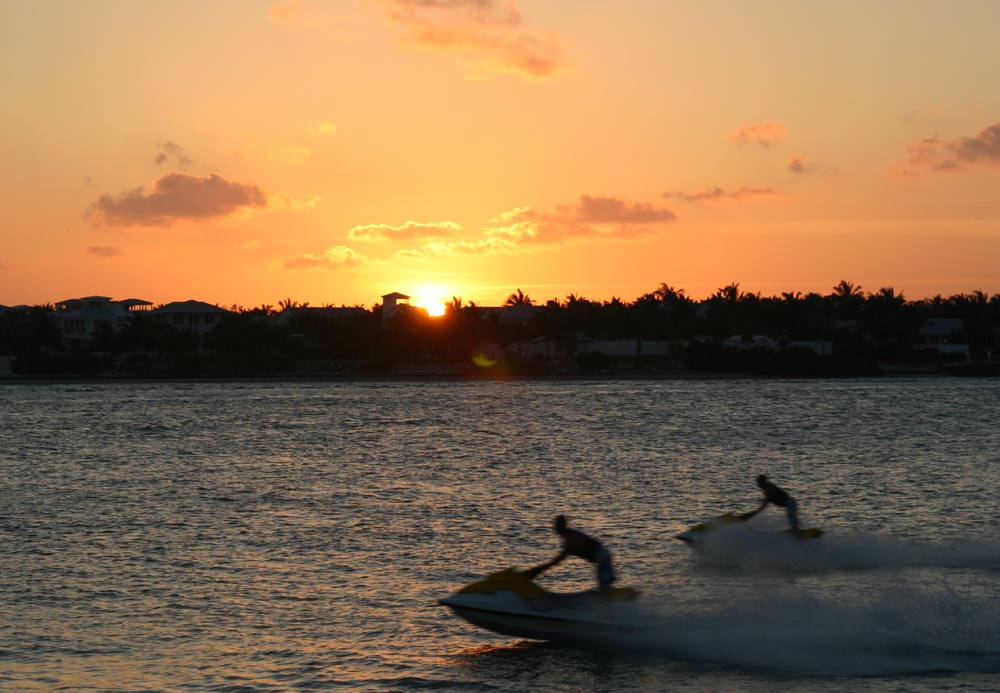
[439,568,643,643]
[675,513,823,546]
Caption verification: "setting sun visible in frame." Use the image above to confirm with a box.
[411,286,451,317]
[419,300,447,317]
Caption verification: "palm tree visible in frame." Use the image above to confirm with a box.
[504,289,533,306]
[832,280,863,299]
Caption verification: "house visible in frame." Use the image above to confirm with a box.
[917,318,969,355]
[575,339,673,357]
[150,300,230,338]
[55,296,153,348]
[381,292,411,320]
[723,334,779,351]
[275,306,368,324]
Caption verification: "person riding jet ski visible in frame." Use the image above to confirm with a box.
[754,474,800,530]
[525,515,615,593]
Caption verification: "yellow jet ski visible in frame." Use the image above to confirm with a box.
[438,568,643,642]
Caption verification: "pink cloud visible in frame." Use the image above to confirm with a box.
[378,0,567,79]
[89,173,267,227]
[726,121,788,147]
[901,122,1000,174]
[663,186,783,205]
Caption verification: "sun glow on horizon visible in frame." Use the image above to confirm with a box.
[411,285,452,317]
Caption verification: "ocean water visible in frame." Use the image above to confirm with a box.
[1,377,999,692]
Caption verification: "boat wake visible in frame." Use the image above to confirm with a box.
[687,522,1000,573]
[627,580,1000,676]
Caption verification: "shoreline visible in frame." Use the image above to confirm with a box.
[0,369,977,386]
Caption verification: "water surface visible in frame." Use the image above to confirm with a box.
[2,378,999,691]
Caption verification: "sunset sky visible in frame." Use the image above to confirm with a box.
[2,0,999,312]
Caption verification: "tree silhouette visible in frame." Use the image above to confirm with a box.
[504,289,533,306]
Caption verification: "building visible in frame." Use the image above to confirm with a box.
[55,296,153,348]
[150,300,230,339]
[381,292,412,319]
[917,318,969,355]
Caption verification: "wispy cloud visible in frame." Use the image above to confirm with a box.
[86,245,121,258]
[402,195,676,258]
[285,194,676,267]
[153,141,193,168]
[240,142,312,165]
[348,220,461,241]
[280,246,370,270]
[89,173,268,227]
[897,122,1000,175]
[302,120,338,136]
[726,121,787,147]
[268,0,320,25]
[377,0,567,80]
[663,186,783,205]
[787,155,837,176]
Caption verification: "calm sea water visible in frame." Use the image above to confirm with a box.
[2,377,999,692]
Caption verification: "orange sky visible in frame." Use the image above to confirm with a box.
[2,0,999,311]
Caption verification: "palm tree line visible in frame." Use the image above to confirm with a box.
[2,280,998,376]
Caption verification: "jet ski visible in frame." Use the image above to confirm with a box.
[675,512,823,546]
[438,568,643,642]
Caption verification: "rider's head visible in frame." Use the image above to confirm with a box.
[553,515,568,534]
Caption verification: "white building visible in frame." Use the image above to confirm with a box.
[55,296,153,348]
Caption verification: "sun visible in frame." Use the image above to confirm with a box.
[421,299,447,317]
[411,286,451,317]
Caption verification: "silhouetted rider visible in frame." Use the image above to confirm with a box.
[755,474,800,530]
[527,515,615,592]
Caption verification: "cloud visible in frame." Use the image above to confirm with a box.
[153,141,193,167]
[241,142,312,165]
[663,186,784,204]
[303,120,338,136]
[401,195,676,259]
[348,220,462,241]
[89,173,268,227]
[86,246,121,258]
[787,155,837,176]
[281,246,369,270]
[900,122,1000,174]
[409,222,535,257]
[268,0,320,25]
[377,0,567,79]
[726,121,788,147]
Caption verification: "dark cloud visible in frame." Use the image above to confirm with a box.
[86,246,121,258]
[153,141,193,167]
[89,173,267,226]
[787,155,837,176]
[663,186,782,204]
[904,122,1000,172]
